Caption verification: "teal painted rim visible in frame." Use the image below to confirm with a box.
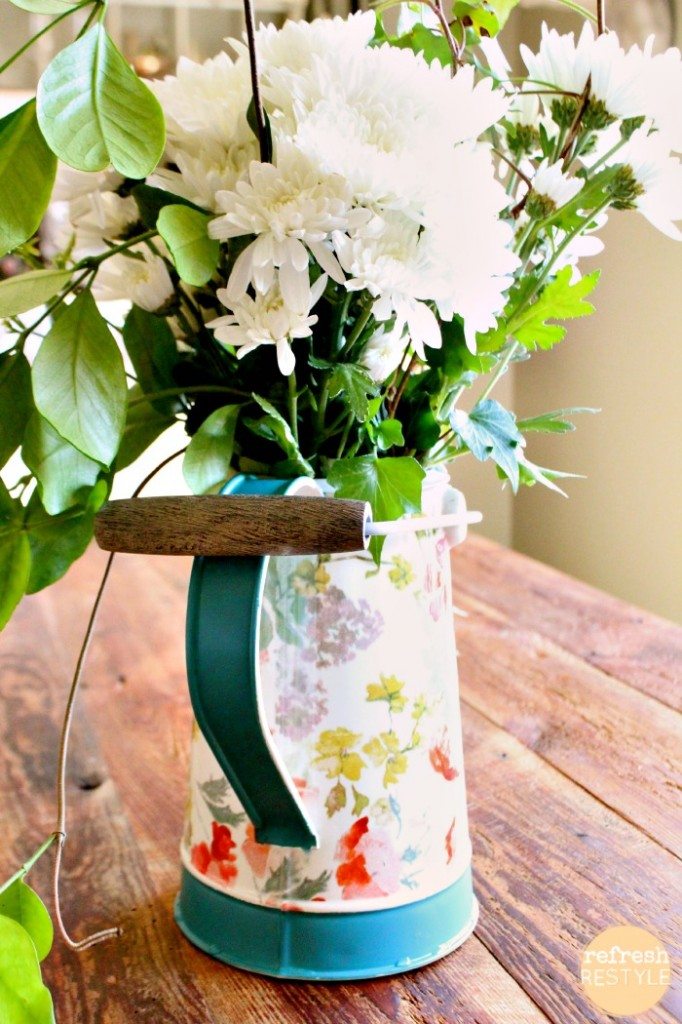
[175,867,477,981]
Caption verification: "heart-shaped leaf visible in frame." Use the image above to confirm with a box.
[0,268,72,318]
[37,25,165,178]
[157,205,219,287]
[32,291,127,466]
[0,881,53,962]
[25,480,108,594]
[0,101,57,257]
[0,915,55,1023]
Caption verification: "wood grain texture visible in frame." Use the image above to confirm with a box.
[0,536,680,1024]
[94,495,369,556]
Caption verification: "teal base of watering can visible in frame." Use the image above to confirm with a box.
[175,867,477,981]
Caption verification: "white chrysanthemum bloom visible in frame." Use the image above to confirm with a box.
[478,35,511,82]
[333,213,442,359]
[360,327,407,384]
[521,23,643,122]
[508,90,540,127]
[69,190,139,259]
[532,159,583,208]
[623,38,682,151]
[210,144,362,309]
[289,52,508,214]
[93,247,175,312]
[51,165,123,203]
[209,273,328,376]
[150,139,256,212]
[608,129,682,241]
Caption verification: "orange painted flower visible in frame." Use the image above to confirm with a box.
[190,821,239,887]
[241,823,271,877]
[429,729,458,781]
[191,841,211,875]
[445,818,456,864]
[335,816,401,899]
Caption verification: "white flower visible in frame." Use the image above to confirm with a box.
[478,36,511,82]
[622,39,682,151]
[608,129,682,241]
[68,190,139,258]
[521,23,643,122]
[150,140,255,212]
[333,212,442,359]
[210,144,359,308]
[93,247,174,311]
[288,50,508,214]
[508,90,540,127]
[52,165,123,203]
[532,159,583,208]
[360,327,407,384]
[209,274,327,376]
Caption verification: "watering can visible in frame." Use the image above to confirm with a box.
[95,470,480,980]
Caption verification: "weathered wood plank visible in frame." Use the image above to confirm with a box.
[454,537,682,711]
[1,546,551,1024]
[463,702,681,1024]
[453,593,682,857]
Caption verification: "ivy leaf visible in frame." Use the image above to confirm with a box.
[37,25,165,177]
[327,363,379,421]
[509,268,600,351]
[0,915,55,1024]
[327,455,425,562]
[32,291,127,466]
[22,413,101,515]
[0,881,53,962]
[131,183,207,229]
[122,306,179,413]
[517,407,599,434]
[393,24,452,66]
[183,405,241,494]
[499,454,584,496]
[115,394,176,471]
[24,481,108,594]
[373,418,405,451]
[0,482,31,630]
[451,399,524,491]
[245,395,314,477]
[157,205,219,287]
[0,101,57,257]
[0,352,33,469]
[0,268,72,317]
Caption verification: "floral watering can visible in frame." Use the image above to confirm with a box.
[95,471,479,979]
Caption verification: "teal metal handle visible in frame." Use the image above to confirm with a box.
[186,475,318,850]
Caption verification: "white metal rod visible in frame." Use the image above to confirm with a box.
[367,511,482,537]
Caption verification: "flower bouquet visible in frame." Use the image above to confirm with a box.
[0,0,681,1006]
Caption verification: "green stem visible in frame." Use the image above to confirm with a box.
[477,340,519,404]
[336,413,354,459]
[0,835,57,896]
[0,0,94,75]
[340,302,373,356]
[315,378,330,436]
[77,230,158,270]
[20,268,93,341]
[287,371,299,444]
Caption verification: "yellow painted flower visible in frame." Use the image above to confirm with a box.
[388,555,415,590]
[366,674,407,713]
[362,731,408,787]
[313,727,365,781]
[292,558,331,596]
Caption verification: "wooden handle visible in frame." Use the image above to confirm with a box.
[94,495,370,556]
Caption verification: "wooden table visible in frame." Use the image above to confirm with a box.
[1,537,680,1023]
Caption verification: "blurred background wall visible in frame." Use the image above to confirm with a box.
[1,0,680,621]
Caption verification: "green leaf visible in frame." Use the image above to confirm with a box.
[0,352,33,469]
[286,871,331,901]
[183,404,240,494]
[351,786,369,816]
[22,413,101,515]
[0,268,72,318]
[451,399,523,491]
[393,24,452,66]
[487,0,520,29]
[122,306,179,413]
[246,395,314,477]
[327,454,425,562]
[0,535,30,628]
[517,407,599,434]
[24,481,107,594]
[115,394,176,471]
[0,915,54,1024]
[36,25,165,178]
[375,418,404,451]
[201,800,246,827]
[510,454,584,496]
[0,101,57,257]
[157,205,219,288]
[130,183,206,229]
[264,857,299,894]
[0,881,53,962]
[327,363,379,422]
[32,291,127,466]
[509,268,600,351]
